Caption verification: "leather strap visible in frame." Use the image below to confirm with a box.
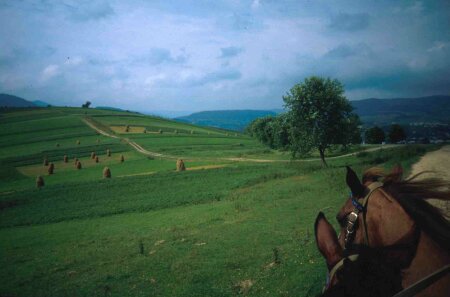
[360,182,383,245]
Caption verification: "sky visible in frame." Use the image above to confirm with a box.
[0,0,449,113]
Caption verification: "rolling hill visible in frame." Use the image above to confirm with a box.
[175,109,280,131]
[0,93,37,108]
[176,96,450,131]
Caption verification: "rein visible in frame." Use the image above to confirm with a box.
[323,182,449,296]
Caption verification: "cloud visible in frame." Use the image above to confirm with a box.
[63,0,114,21]
[324,43,374,59]
[140,48,187,65]
[219,46,244,59]
[427,41,449,52]
[41,64,60,81]
[328,13,370,32]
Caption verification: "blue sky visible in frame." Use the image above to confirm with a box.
[0,0,449,112]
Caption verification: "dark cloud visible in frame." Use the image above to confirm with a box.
[219,46,243,59]
[63,1,114,21]
[139,48,187,65]
[324,43,374,59]
[328,13,370,32]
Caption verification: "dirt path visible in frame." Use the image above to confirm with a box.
[409,145,450,214]
[82,118,171,159]
[82,117,398,164]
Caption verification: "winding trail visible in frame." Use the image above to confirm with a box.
[82,117,397,163]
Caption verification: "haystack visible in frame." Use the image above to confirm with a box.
[55,143,60,147]
[76,140,80,145]
[48,163,54,175]
[96,138,100,143]
[158,129,163,134]
[95,156,99,163]
[63,155,68,163]
[36,176,44,188]
[103,167,111,178]
[143,129,147,134]
[176,159,186,171]
[174,129,178,134]
[74,158,79,165]
[76,161,82,169]
[125,125,130,132]
[107,149,111,157]
[120,155,125,162]
[190,130,194,134]
[43,158,49,166]
[91,152,96,159]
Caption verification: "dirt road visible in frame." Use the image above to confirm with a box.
[409,145,450,214]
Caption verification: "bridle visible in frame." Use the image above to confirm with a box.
[323,182,383,292]
[323,182,450,296]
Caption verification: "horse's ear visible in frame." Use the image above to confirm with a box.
[315,212,343,269]
[346,166,365,197]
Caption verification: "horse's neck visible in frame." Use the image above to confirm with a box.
[402,231,449,297]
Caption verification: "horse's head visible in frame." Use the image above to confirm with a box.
[315,212,403,296]
[335,165,417,250]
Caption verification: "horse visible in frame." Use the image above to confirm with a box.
[315,212,403,297]
[315,165,450,296]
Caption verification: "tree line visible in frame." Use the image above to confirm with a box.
[246,76,406,166]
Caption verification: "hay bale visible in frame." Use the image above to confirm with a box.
[96,138,100,143]
[76,140,80,145]
[74,157,79,165]
[36,176,44,188]
[107,149,111,157]
[43,158,49,166]
[55,143,60,147]
[174,129,178,134]
[95,156,99,163]
[76,161,82,169]
[190,130,194,134]
[63,155,68,163]
[125,125,130,132]
[120,155,125,162]
[91,152,96,159]
[158,129,163,134]
[103,167,111,178]
[143,129,147,134]
[176,159,186,171]
[48,163,54,175]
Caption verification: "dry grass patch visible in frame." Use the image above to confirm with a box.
[110,126,147,134]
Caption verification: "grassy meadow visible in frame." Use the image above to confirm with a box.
[0,107,439,297]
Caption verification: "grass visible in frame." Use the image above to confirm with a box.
[0,107,442,297]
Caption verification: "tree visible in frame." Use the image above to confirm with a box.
[388,124,406,143]
[283,76,360,166]
[365,126,385,144]
[82,101,91,108]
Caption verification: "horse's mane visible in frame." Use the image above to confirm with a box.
[362,167,450,251]
[322,246,403,297]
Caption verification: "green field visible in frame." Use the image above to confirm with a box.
[0,107,439,296]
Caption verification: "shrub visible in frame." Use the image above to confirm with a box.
[176,159,186,171]
[103,167,111,178]
[36,176,44,188]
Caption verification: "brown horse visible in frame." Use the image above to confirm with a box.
[317,165,450,296]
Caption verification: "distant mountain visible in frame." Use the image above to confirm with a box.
[95,106,125,112]
[175,96,449,131]
[32,100,50,107]
[0,94,36,108]
[352,95,450,126]
[176,110,280,131]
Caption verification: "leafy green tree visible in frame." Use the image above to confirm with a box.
[246,116,276,146]
[388,124,406,143]
[283,76,360,166]
[82,101,91,108]
[365,126,385,144]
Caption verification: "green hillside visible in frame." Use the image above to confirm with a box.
[0,107,438,297]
